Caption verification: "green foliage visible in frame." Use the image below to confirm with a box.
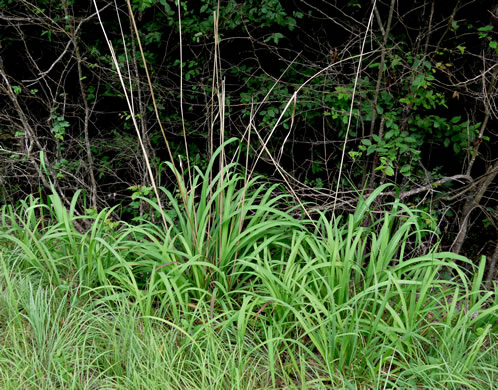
[49,107,70,142]
[476,24,498,53]
[131,0,301,40]
[0,0,495,294]
[347,54,479,178]
[231,43,483,182]
[126,184,155,221]
[11,85,21,95]
[1,145,496,387]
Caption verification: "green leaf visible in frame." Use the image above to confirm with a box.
[385,166,394,176]
[477,25,493,32]
[159,0,174,15]
[400,164,411,176]
[412,74,425,89]
[264,32,284,44]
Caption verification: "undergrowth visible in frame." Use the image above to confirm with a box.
[0,141,496,389]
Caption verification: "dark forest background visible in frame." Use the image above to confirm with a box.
[0,0,496,270]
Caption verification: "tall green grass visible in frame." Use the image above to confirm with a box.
[1,140,496,388]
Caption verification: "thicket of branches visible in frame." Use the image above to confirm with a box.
[0,1,496,268]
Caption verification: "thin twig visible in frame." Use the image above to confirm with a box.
[177,0,192,189]
[333,1,377,214]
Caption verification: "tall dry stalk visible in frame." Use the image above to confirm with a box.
[92,0,168,229]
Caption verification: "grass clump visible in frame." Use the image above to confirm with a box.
[1,141,496,389]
